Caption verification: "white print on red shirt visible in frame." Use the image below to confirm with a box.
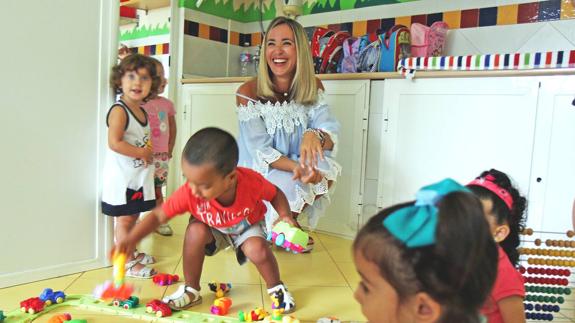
[195,200,252,227]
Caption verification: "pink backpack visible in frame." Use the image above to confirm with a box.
[410,22,448,57]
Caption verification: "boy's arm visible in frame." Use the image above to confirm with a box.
[498,296,526,323]
[168,115,177,158]
[269,186,297,227]
[108,106,152,162]
[112,207,170,257]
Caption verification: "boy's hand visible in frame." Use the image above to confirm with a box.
[109,238,135,262]
[275,214,298,227]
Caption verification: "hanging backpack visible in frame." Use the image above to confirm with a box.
[378,25,411,72]
[356,37,381,73]
[311,27,350,74]
[410,21,449,57]
[340,35,372,73]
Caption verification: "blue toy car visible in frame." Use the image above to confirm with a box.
[39,288,66,305]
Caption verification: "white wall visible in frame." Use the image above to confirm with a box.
[0,0,116,287]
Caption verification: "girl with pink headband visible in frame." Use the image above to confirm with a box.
[467,169,527,323]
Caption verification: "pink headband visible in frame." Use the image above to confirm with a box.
[468,175,514,210]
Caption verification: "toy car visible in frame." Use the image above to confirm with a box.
[146,299,172,317]
[208,281,232,298]
[152,273,179,286]
[210,297,232,315]
[113,296,139,309]
[20,297,45,314]
[267,222,308,253]
[40,288,66,305]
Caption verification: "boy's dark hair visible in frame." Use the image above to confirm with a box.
[182,127,238,176]
[468,169,527,266]
[110,54,161,101]
[354,191,498,323]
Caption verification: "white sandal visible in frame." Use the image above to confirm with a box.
[134,251,156,265]
[125,259,157,279]
[162,285,202,310]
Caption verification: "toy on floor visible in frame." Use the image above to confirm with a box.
[40,288,66,305]
[267,222,308,253]
[113,296,139,309]
[146,299,172,317]
[317,317,341,323]
[20,297,45,314]
[210,297,232,315]
[0,310,5,322]
[262,309,284,322]
[239,308,268,321]
[208,281,232,298]
[153,273,179,286]
[47,313,71,323]
[93,252,134,301]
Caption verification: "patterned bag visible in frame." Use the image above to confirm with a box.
[378,25,411,72]
[340,35,371,73]
[311,27,351,74]
[410,22,449,57]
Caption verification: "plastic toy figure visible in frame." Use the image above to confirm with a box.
[113,296,139,309]
[93,253,134,301]
[267,222,309,253]
[47,313,72,323]
[210,297,232,315]
[152,273,179,286]
[146,299,172,317]
[20,297,45,314]
[40,288,66,305]
[239,308,268,321]
[208,281,232,298]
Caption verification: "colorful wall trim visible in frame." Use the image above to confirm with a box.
[120,23,170,41]
[184,0,575,46]
[129,43,170,55]
[180,0,418,23]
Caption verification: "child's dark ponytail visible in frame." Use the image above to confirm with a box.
[468,169,527,266]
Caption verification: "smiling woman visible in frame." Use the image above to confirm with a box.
[235,17,341,252]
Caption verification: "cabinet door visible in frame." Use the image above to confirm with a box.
[174,83,242,186]
[529,76,575,234]
[317,80,370,237]
[377,77,539,210]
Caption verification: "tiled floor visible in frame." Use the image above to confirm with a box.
[0,215,365,322]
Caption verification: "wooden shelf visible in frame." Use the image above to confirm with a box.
[121,0,170,10]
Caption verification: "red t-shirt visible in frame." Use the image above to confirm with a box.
[480,246,525,323]
[162,167,277,229]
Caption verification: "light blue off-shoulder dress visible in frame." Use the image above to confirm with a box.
[236,91,341,229]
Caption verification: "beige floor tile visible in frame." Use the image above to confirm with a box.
[163,282,263,318]
[173,249,262,285]
[277,258,348,287]
[0,274,81,311]
[317,233,354,262]
[335,262,360,290]
[263,285,365,322]
[138,234,184,258]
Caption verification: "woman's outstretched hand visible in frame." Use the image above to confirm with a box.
[292,164,323,184]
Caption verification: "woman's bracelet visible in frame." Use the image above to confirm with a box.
[304,128,325,147]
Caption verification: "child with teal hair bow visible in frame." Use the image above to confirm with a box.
[352,178,498,323]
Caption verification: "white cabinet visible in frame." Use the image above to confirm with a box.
[528,76,575,234]
[372,76,575,235]
[178,80,370,237]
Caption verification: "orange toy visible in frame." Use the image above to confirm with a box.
[47,313,72,323]
[93,253,134,301]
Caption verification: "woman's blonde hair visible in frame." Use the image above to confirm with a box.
[257,16,318,105]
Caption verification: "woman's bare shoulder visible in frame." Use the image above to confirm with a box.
[236,79,258,105]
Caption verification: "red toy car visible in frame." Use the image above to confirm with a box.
[152,273,179,286]
[20,297,45,314]
[146,299,172,317]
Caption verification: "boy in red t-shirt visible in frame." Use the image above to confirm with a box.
[113,127,298,313]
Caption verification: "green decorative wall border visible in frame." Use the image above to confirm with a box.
[120,22,170,41]
[179,0,418,22]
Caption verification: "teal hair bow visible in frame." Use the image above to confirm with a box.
[383,178,469,248]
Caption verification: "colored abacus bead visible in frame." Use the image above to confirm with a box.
[567,230,574,238]
[535,238,542,246]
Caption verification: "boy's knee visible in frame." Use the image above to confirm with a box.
[186,222,212,243]
[242,238,270,263]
